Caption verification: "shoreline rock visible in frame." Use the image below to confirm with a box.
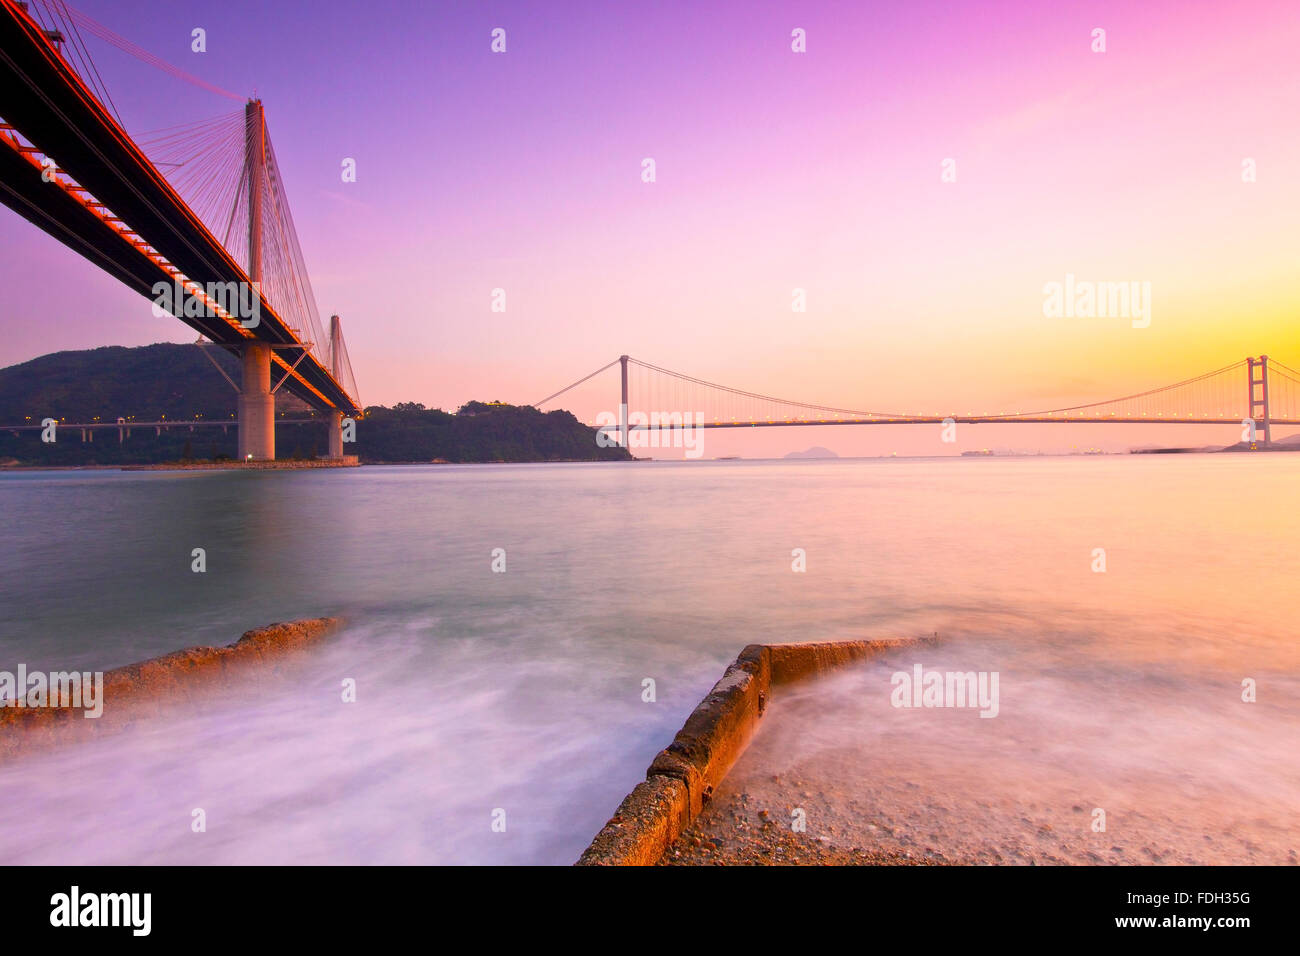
[0,617,338,760]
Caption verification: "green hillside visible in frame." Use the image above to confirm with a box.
[0,344,629,465]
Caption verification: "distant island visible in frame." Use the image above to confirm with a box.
[784,446,838,459]
[0,344,630,466]
[357,401,630,464]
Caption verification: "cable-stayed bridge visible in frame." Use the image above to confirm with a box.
[0,0,360,460]
[537,355,1300,448]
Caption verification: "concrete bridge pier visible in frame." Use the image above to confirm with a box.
[326,409,344,458]
[237,341,275,460]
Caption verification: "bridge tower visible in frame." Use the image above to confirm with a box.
[327,315,345,458]
[1248,355,1271,445]
[619,354,630,449]
[237,99,275,461]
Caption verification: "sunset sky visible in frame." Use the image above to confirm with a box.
[1,0,1297,455]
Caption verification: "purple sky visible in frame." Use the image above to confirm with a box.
[2,0,1298,456]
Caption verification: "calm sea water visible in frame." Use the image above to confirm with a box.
[0,456,1296,864]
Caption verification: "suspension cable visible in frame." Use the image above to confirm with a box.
[533,358,621,408]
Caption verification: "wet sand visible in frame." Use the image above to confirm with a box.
[659,787,946,865]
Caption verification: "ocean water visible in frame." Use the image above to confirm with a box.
[0,456,1296,864]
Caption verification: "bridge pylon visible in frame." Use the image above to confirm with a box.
[236,99,274,461]
[326,315,345,458]
[1248,355,1271,445]
[619,354,629,449]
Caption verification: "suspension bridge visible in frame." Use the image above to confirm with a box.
[536,355,1300,448]
[0,0,360,460]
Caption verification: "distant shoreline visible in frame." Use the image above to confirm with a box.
[0,457,635,471]
[4,445,1300,472]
